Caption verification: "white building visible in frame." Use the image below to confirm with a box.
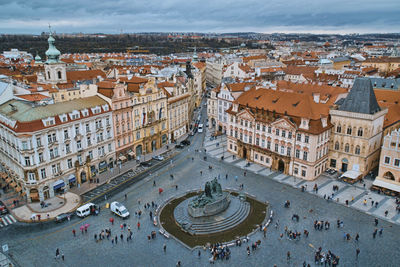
[0,96,115,202]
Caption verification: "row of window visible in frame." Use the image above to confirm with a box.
[334,142,361,155]
[230,123,311,144]
[336,125,363,137]
[24,143,112,167]
[384,156,400,167]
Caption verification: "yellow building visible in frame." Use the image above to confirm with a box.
[362,57,400,74]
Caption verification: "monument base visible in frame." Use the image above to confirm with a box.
[188,192,230,218]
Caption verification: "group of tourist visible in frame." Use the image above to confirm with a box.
[208,243,231,263]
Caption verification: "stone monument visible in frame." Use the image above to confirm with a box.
[188,178,230,218]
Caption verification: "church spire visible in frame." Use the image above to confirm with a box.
[45,25,61,64]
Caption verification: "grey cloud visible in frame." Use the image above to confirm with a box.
[0,0,399,33]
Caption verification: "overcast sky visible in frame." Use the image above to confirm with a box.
[0,0,399,34]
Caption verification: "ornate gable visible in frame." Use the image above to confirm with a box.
[237,108,254,121]
[271,117,297,130]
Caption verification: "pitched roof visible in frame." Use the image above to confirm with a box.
[66,70,106,82]
[0,96,107,123]
[338,78,381,114]
[16,93,50,102]
[234,88,332,120]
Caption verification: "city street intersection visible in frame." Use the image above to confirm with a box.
[1,125,400,266]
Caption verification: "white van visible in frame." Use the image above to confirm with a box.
[76,203,96,218]
[110,201,130,219]
[198,124,203,133]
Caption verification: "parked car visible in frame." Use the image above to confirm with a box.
[140,161,152,167]
[110,201,130,219]
[175,144,184,149]
[55,212,73,223]
[76,203,98,218]
[180,139,191,146]
[0,201,8,215]
[152,155,164,161]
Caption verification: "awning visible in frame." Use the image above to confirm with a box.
[10,182,16,187]
[15,186,22,193]
[128,151,135,157]
[29,192,39,198]
[340,170,362,180]
[68,174,76,183]
[373,179,400,193]
[119,155,127,161]
[53,180,65,190]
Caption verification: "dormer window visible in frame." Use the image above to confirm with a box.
[82,109,89,117]
[59,114,68,123]
[69,110,80,120]
[42,117,55,127]
[102,105,109,112]
[91,106,101,114]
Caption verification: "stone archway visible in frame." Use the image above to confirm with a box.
[383,171,395,181]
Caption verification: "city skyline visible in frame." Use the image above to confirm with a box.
[0,0,399,34]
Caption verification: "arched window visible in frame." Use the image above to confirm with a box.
[355,145,360,155]
[383,171,395,181]
[336,124,342,133]
[357,128,363,137]
[57,71,62,79]
[345,143,350,152]
[334,141,339,150]
[347,126,352,135]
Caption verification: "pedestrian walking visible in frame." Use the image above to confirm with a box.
[198,250,201,258]
[374,218,378,226]
[125,194,127,200]
[72,229,76,237]
[153,181,156,186]
[226,174,228,179]
[355,233,359,242]
[175,185,178,190]
[55,248,60,259]
[385,210,389,217]
[200,171,202,176]
[379,228,383,236]
[137,222,141,230]
[176,261,181,267]
[287,251,291,262]
[163,243,166,252]
[356,248,360,258]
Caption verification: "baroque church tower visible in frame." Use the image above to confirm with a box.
[44,28,67,84]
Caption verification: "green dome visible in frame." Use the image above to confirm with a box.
[45,32,61,63]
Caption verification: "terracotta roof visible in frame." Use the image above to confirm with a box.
[234,88,332,120]
[276,81,347,97]
[238,64,253,73]
[226,82,256,92]
[119,76,148,84]
[66,70,106,82]
[242,55,267,63]
[16,93,50,102]
[98,88,114,98]
[364,57,400,63]
[193,62,206,69]
[284,66,318,77]
[97,81,115,89]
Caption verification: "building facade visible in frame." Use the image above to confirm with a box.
[0,96,115,202]
[226,88,332,180]
[329,78,387,176]
[373,129,400,193]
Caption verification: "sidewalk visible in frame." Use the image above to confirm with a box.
[71,137,188,196]
[203,128,400,226]
[12,192,81,222]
